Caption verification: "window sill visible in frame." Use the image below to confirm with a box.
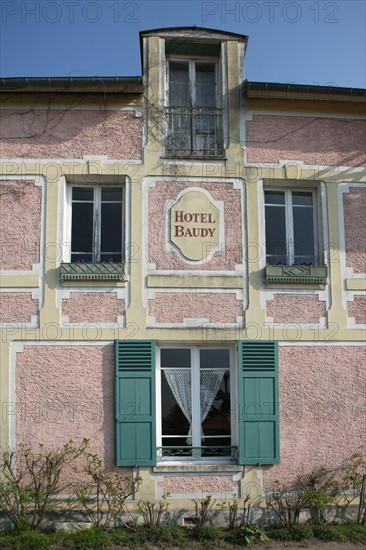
[153,464,242,473]
[60,262,125,283]
[264,265,327,286]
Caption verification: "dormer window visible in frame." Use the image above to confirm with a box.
[165,57,224,158]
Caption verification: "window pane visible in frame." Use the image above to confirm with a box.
[169,62,189,106]
[292,191,313,206]
[161,349,191,368]
[71,202,93,255]
[161,372,191,442]
[200,349,230,369]
[200,350,231,444]
[196,63,216,107]
[265,204,287,264]
[101,203,122,256]
[101,187,122,201]
[265,191,285,205]
[293,206,315,264]
[72,187,93,201]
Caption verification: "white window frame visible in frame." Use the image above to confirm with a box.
[64,184,125,263]
[264,187,320,266]
[156,345,237,464]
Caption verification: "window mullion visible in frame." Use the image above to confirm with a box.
[93,186,101,262]
[286,190,294,265]
[191,347,201,449]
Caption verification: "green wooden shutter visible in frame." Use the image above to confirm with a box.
[238,341,279,464]
[115,340,156,466]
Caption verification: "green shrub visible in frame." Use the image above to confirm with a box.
[226,524,268,546]
[63,526,111,550]
[136,525,188,544]
[195,524,223,542]
[0,530,59,550]
[270,524,313,541]
[313,524,348,542]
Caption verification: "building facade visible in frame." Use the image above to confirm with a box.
[0,27,365,515]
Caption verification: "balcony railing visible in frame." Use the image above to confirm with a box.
[157,446,238,461]
[165,106,224,159]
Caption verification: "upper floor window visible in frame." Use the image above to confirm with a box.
[166,60,224,158]
[265,189,318,266]
[71,186,124,263]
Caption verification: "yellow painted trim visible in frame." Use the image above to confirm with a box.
[346,278,366,291]
[147,275,243,289]
[0,275,39,288]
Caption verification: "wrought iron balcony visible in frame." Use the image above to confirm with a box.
[157,446,238,461]
[165,106,224,159]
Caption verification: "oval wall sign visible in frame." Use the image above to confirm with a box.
[169,189,221,261]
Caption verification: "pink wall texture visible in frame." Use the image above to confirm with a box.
[246,115,366,167]
[343,186,366,274]
[16,344,114,467]
[148,181,243,271]
[348,295,366,325]
[62,292,125,324]
[0,292,38,323]
[149,292,242,323]
[161,475,236,495]
[0,110,142,160]
[0,179,41,270]
[263,345,366,489]
[266,294,326,324]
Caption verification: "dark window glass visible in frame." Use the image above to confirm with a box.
[161,349,191,369]
[71,202,93,255]
[101,187,123,201]
[292,191,313,206]
[293,205,315,264]
[72,187,93,201]
[265,191,285,205]
[101,203,122,255]
[196,63,216,107]
[265,204,287,264]
[169,62,189,106]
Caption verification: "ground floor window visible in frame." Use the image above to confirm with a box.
[158,347,235,461]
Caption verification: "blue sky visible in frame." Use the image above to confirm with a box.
[1,0,365,87]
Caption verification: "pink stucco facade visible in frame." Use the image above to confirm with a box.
[62,292,125,324]
[149,292,242,323]
[263,345,366,489]
[148,181,242,271]
[348,295,366,325]
[246,115,366,167]
[0,292,38,323]
[15,344,114,468]
[1,109,142,160]
[343,186,366,274]
[161,475,236,495]
[266,294,326,324]
[0,179,41,270]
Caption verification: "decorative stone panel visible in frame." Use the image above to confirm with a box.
[343,187,366,274]
[148,292,242,324]
[0,292,38,323]
[263,345,366,488]
[348,295,366,325]
[148,181,242,271]
[0,110,142,160]
[266,294,326,324]
[160,475,237,498]
[62,292,125,324]
[246,115,366,167]
[16,344,116,480]
[0,179,41,270]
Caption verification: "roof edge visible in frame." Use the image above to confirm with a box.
[244,81,366,101]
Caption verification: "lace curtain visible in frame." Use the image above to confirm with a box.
[164,368,225,445]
